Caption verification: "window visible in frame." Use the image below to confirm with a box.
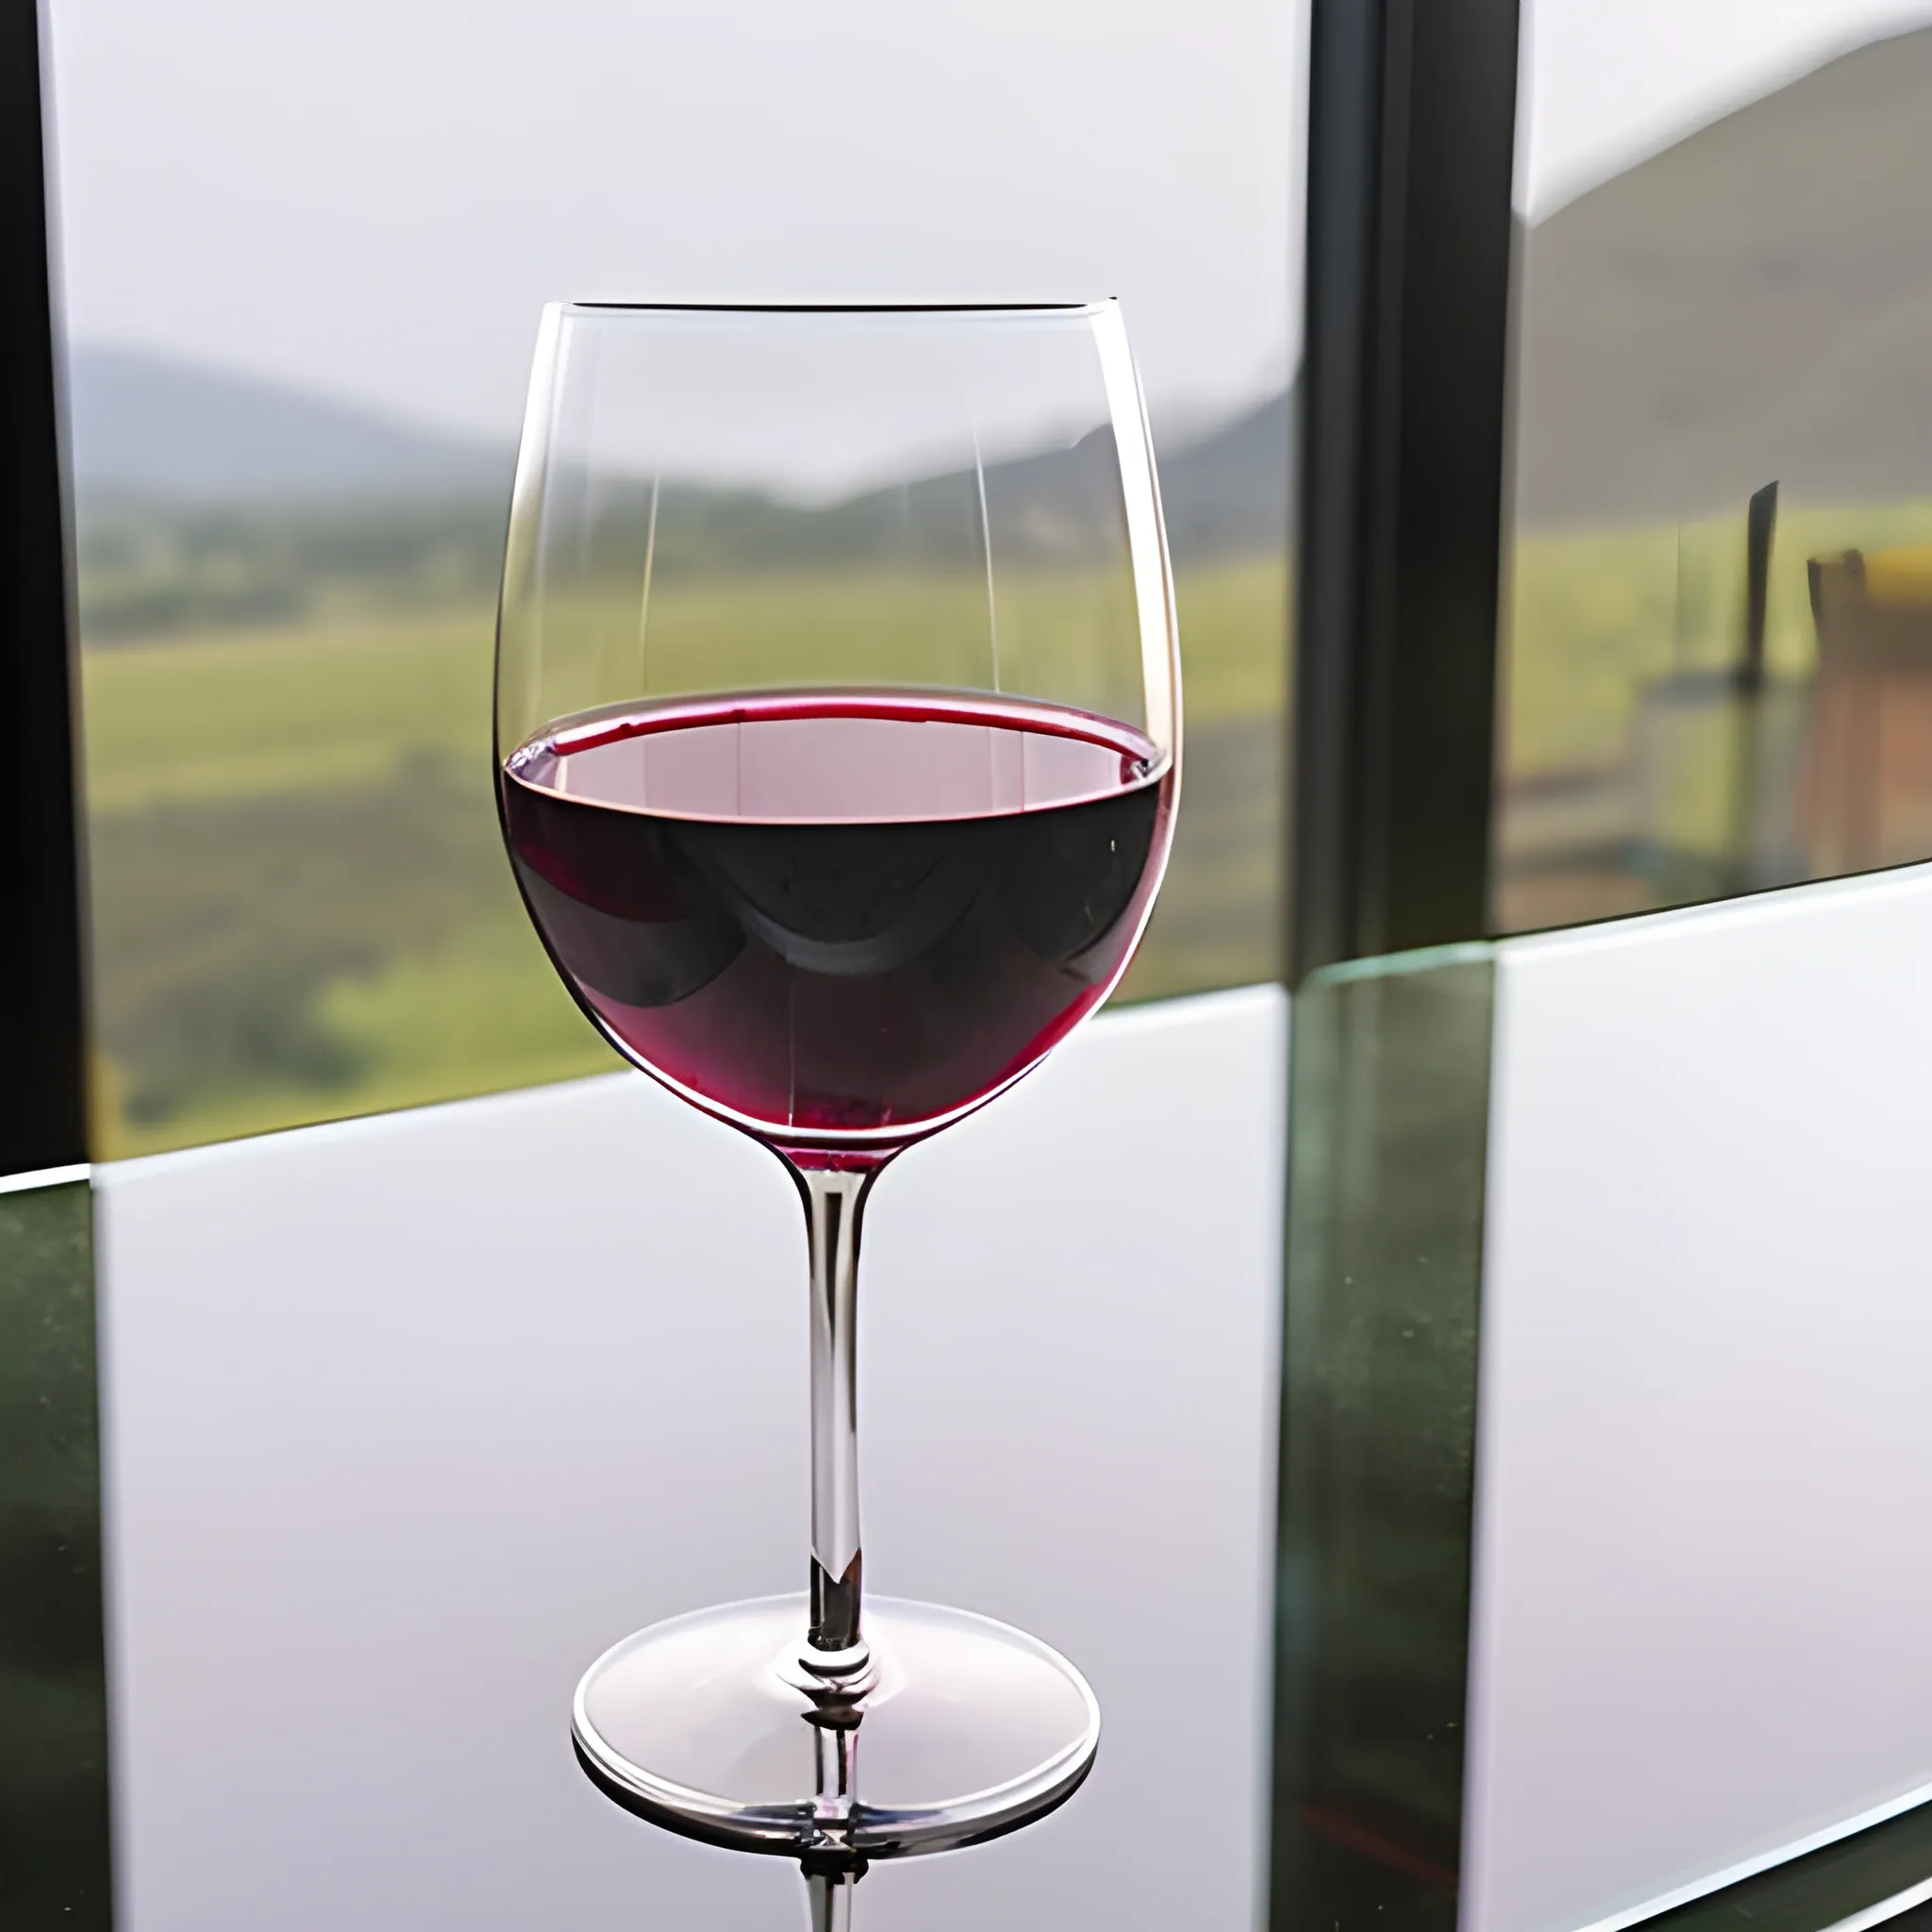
[1494,0,1932,932]
[48,0,1304,1155]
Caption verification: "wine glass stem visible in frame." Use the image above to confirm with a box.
[795,1163,876,1657]
[806,1869,858,1932]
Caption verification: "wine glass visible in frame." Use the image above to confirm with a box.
[495,301,1179,1867]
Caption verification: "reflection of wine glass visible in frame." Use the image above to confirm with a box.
[496,302,1179,1864]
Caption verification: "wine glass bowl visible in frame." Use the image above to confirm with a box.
[495,301,1178,1865]
[498,686,1173,1158]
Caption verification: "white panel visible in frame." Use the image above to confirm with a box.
[95,985,1284,1932]
[1466,863,1932,1932]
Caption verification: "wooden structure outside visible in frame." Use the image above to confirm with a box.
[1805,548,1932,876]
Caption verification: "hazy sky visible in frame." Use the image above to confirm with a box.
[44,0,1932,444]
[1519,0,1932,213]
[45,0,1306,444]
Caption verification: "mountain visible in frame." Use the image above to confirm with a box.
[1516,23,1932,527]
[1158,388,1293,558]
[70,16,1932,541]
[67,345,509,502]
[62,340,1292,560]
[858,387,1292,566]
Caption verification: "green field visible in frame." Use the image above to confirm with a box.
[82,478,1932,1159]
[81,559,1288,1158]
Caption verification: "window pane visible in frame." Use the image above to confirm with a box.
[48,0,1304,1156]
[1495,2,1932,935]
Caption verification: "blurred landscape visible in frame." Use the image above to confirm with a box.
[73,350,1291,1155]
[1498,18,1932,929]
[77,14,1932,1154]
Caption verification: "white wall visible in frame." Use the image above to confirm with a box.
[95,985,1285,1931]
[1466,863,1932,1932]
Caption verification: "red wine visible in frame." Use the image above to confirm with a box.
[500,689,1174,1157]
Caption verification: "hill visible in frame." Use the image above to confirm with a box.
[63,341,1290,544]
[61,343,1291,602]
[69,14,1932,545]
[1516,22,1932,527]
[1158,388,1293,558]
[67,345,508,503]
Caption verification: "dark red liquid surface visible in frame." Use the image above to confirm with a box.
[500,690,1173,1153]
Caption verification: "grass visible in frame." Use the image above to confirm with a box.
[81,558,1288,1158]
[83,612,491,811]
[82,478,1932,1159]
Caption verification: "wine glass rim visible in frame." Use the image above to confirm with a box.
[558,299,1118,317]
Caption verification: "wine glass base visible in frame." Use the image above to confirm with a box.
[571,1593,1100,1864]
